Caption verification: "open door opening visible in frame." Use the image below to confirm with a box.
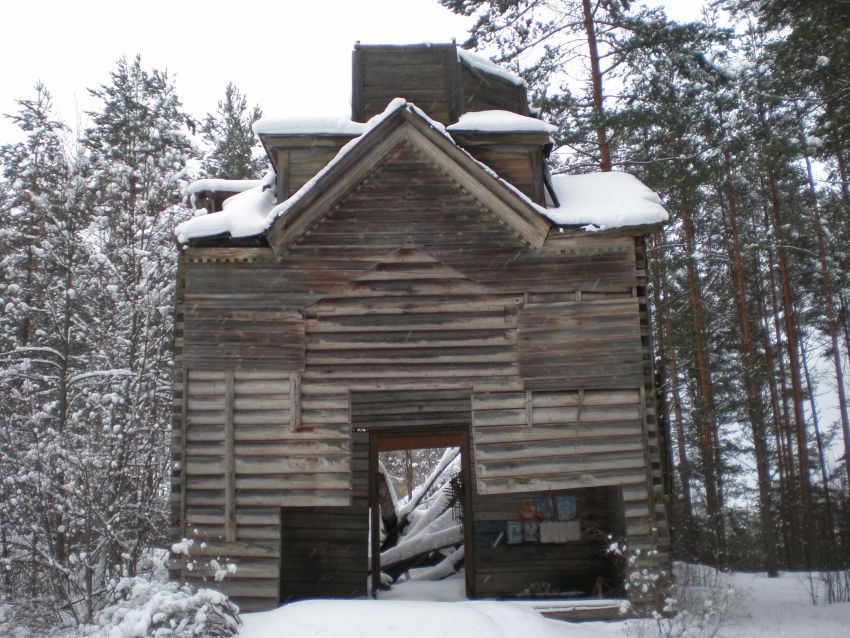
[369,429,472,598]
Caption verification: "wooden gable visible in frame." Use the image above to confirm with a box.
[265,105,551,255]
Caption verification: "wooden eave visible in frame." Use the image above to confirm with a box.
[448,130,552,149]
[265,105,553,254]
[544,220,665,245]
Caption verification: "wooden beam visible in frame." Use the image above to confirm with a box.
[225,369,236,542]
[290,371,302,432]
[447,43,460,124]
[352,46,364,122]
[369,433,380,598]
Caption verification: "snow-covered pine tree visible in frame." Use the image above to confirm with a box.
[82,52,195,574]
[0,83,106,628]
[200,82,265,179]
[0,58,210,635]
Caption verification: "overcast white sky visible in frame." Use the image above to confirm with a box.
[0,0,703,142]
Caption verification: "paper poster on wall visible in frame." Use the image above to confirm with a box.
[506,521,523,544]
[537,495,554,520]
[555,495,577,521]
[520,498,541,542]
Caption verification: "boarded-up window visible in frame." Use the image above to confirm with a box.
[518,298,643,390]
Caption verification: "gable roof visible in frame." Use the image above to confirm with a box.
[265,99,553,253]
[175,100,669,247]
[176,99,553,249]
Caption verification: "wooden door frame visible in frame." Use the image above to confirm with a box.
[368,425,474,598]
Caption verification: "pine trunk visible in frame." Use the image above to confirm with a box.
[581,0,612,172]
[802,148,850,487]
[680,191,723,561]
[753,259,797,566]
[767,170,813,565]
[722,177,778,576]
[800,340,836,567]
[651,231,693,553]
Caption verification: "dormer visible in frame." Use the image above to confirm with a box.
[447,111,556,205]
[253,116,364,203]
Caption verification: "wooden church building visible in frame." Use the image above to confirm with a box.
[171,42,671,616]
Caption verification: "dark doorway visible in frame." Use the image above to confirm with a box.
[369,428,473,598]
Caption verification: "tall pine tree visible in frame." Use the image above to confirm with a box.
[200,82,265,179]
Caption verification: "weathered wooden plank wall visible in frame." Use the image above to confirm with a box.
[352,43,529,126]
[279,431,369,601]
[173,138,666,608]
[354,44,455,124]
[268,139,355,200]
[518,298,644,390]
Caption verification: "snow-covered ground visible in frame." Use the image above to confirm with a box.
[238,567,850,638]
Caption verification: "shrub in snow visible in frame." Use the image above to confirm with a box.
[171,538,238,583]
[85,577,241,638]
[624,563,744,638]
[801,567,850,605]
[607,535,668,604]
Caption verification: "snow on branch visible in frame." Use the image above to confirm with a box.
[396,447,460,522]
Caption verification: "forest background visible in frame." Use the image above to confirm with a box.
[0,0,848,632]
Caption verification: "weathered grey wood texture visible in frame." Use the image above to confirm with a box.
[279,431,369,601]
[172,137,667,608]
[471,484,623,597]
[352,43,528,125]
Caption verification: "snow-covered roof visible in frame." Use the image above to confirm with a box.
[175,101,667,244]
[253,115,366,137]
[177,99,414,244]
[176,171,276,242]
[457,49,526,87]
[447,110,557,135]
[545,172,669,230]
[185,178,260,195]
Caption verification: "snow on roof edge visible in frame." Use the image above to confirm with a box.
[185,178,261,196]
[175,101,667,245]
[544,172,669,231]
[457,49,526,87]
[253,115,366,137]
[447,110,557,135]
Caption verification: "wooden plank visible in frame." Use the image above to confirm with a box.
[179,368,188,540]
[224,370,236,542]
[290,371,302,432]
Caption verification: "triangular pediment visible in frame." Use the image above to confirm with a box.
[306,245,523,313]
[266,103,551,254]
